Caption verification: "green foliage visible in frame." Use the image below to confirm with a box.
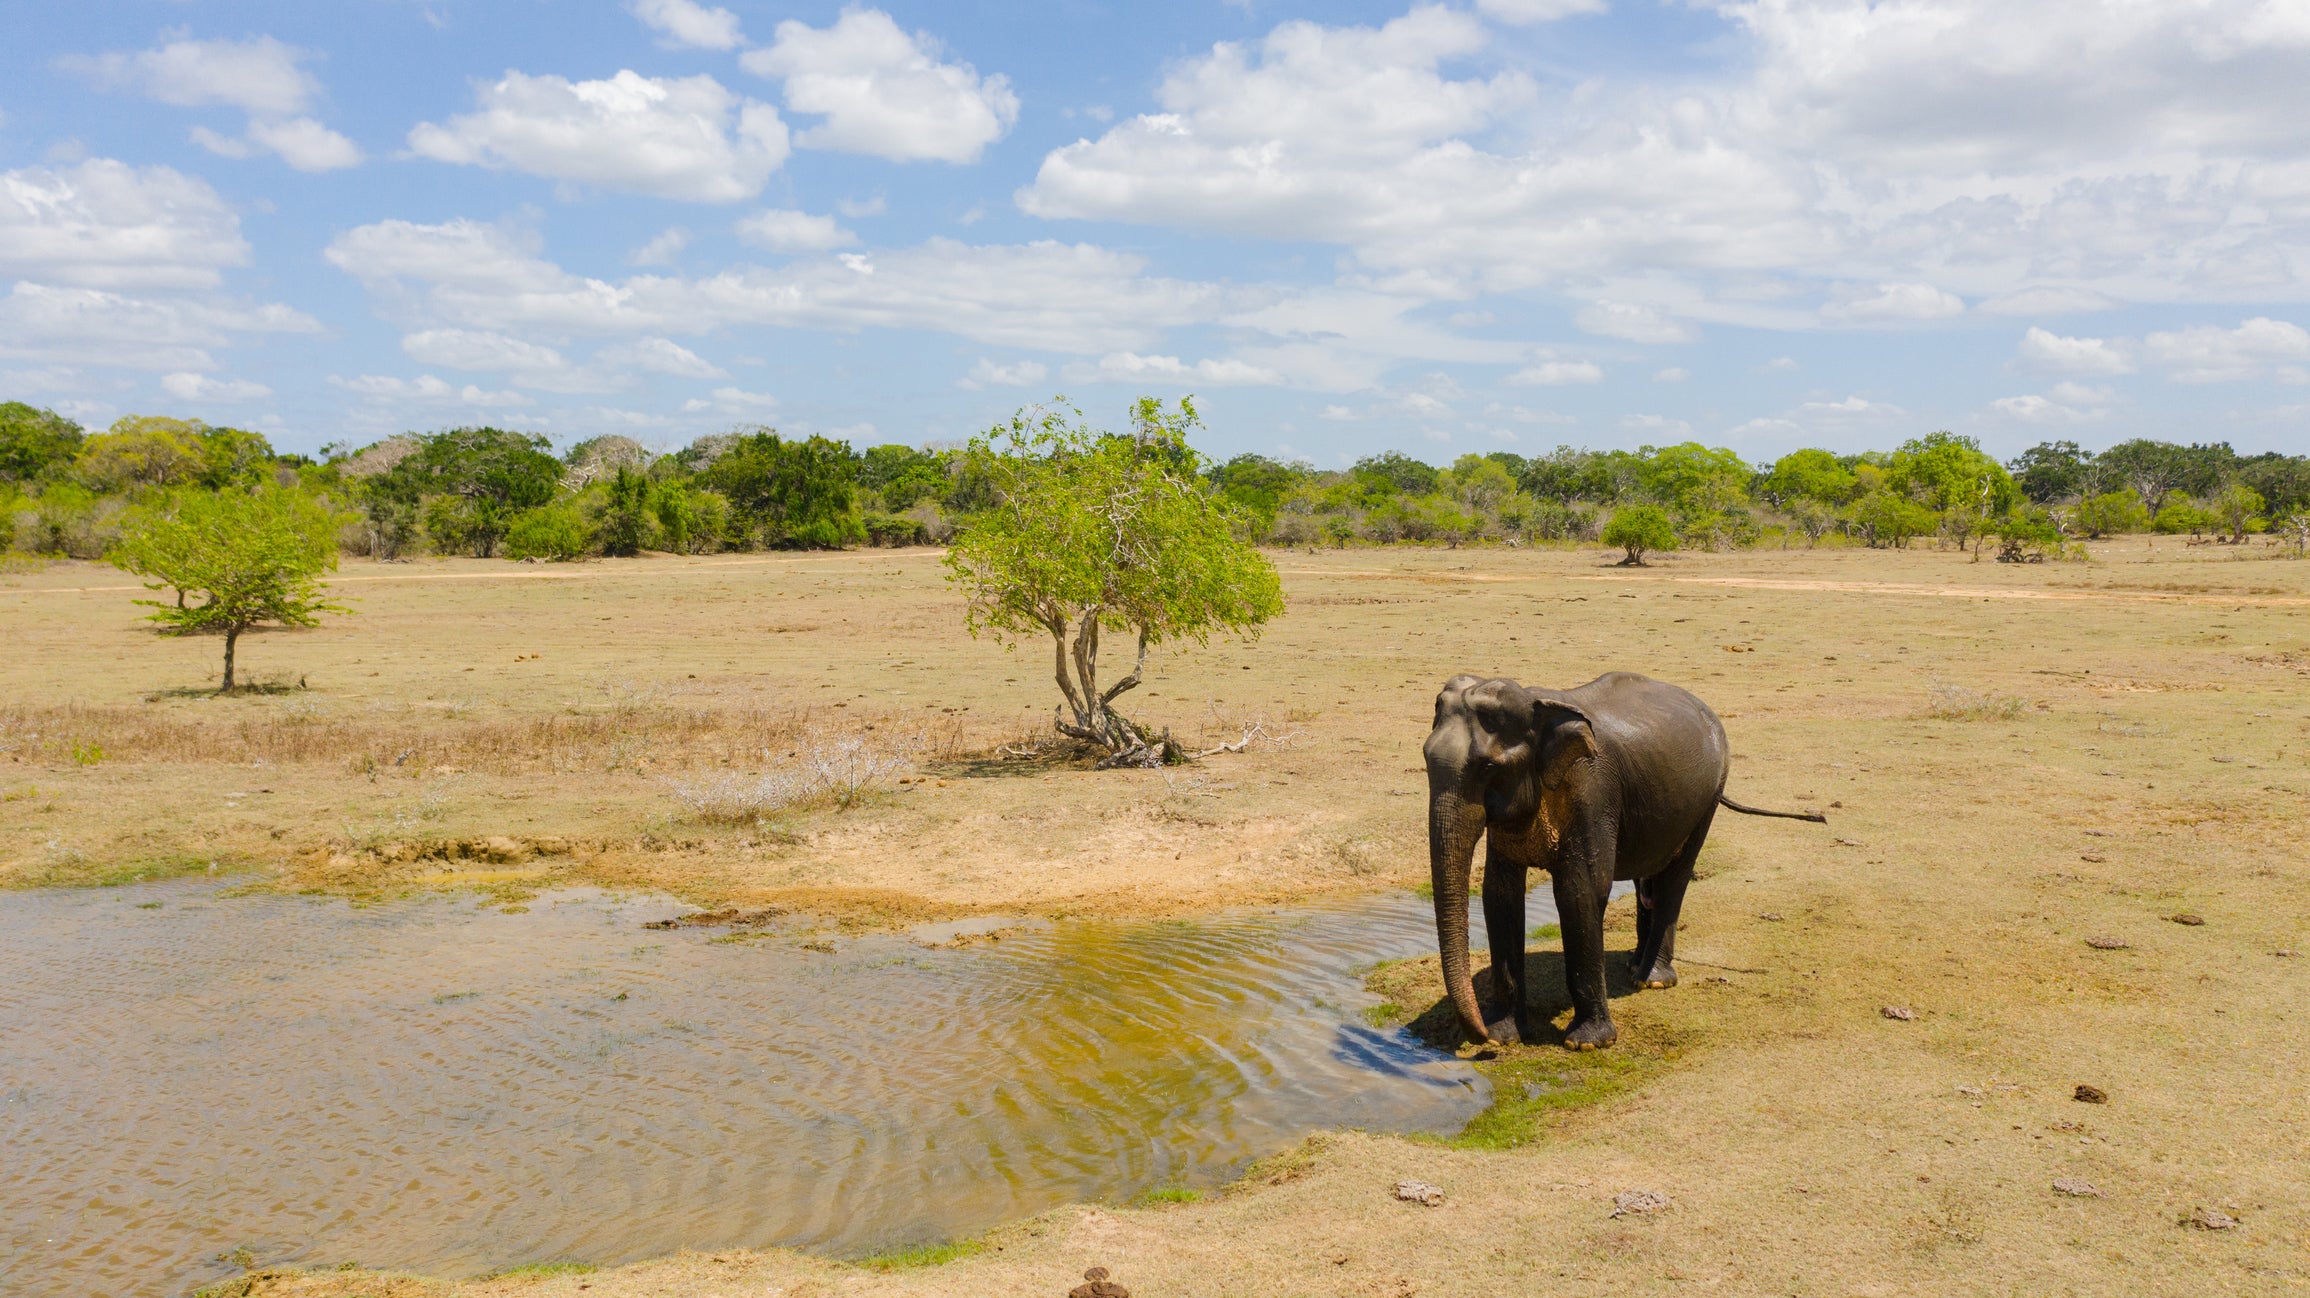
[857,443,948,511]
[1763,448,1856,506]
[2009,440,2093,503]
[700,428,865,549]
[2072,488,2150,539]
[945,398,1284,755]
[593,466,657,556]
[862,512,929,546]
[0,402,85,483]
[1847,490,1936,547]
[1136,1185,1203,1205]
[2210,481,2265,541]
[853,1238,987,1271]
[397,427,561,557]
[1600,504,1677,565]
[2152,495,2213,537]
[1995,506,2064,562]
[503,503,592,560]
[1352,451,1440,497]
[111,486,349,690]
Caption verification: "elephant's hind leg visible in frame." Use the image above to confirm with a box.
[1629,806,1713,989]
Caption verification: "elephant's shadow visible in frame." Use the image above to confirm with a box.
[1408,946,1649,1050]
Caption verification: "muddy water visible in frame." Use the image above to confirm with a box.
[0,886,1492,1297]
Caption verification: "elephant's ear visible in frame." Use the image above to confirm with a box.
[1531,694,1598,790]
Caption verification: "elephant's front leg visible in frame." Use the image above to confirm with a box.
[1479,838,1528,1042]
[1550,829,1618,1050]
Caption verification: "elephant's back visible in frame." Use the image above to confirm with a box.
[1565,673,1730,864]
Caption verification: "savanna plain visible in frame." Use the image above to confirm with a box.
[5,537,2307,1297]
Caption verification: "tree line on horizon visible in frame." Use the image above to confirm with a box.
[4,398,2307,566]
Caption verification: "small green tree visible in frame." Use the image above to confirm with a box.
[2210,481,2265,543]
[504,503,590,560]
[111,487,348,691]
[944,398,1284,763]
[1602,504,1677,566]
[0,402,85,484]
[2072,488,2150,539]
[593,466,657,556]
[1995,506,2064,563]
[2153,495,2214,538]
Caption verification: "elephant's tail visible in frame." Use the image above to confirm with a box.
[1718,793,1828,823]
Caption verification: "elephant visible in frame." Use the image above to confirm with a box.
[1424,672,1825,1050]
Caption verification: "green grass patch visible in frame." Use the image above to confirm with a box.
[481,1261,598,1280]
[13,852,243,890]
[1136,1184,1203,1205]
[1362,1001,1403,1027]
[1528,922,1560,941]
[853,1238,986,1271]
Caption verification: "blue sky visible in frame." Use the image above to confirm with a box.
[3,1,2307,462]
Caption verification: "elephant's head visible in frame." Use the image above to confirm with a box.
[1423,675,1595,1043]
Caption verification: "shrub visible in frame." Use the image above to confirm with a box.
[863,512,928,546]
[503,504,590,560]
[592,466,657,556]
[1995,507,2064,563]
[2072,488,2149,539]
[1601,505,1677,566]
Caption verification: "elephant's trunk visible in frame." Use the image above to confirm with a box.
[1428,786,1489,1043]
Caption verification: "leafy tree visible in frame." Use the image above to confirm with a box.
[1641,443,1752,514]
[1995,507,2064,563]
[1601,504,1677,566]
[1788,497,1838,546]
[701,429,865,548]
[652,484,727,555]
[1207,453,1303,523]
[400,427,561,557]
[2071,488,2150,539]
[111,487,348,690]
[944,399,1283,762]
[192,426,278,489]
[2237,452,2310,517]
[1847,490,1936,548]
[1351,451,1440,497]
[76,417,212,492]
[0,402,85,483]
[2009,440,2093,503]
[2153,496,2214,538]
[2210,481,2265,542]
[1763,448,1856,506]
[562,435,651,489]
[593,465,657,556]
[1449,455,1518,512]
[857,444,948,511]
[2095,440,2232,515]
[504,503,591,560]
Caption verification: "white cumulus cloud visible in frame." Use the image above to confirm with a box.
[597,336,726,378]
[0,160,249,289]
[957,358,1048,389]
[743,8,1020,163]
[160,371,272,402]
[408,70,788,202]
[1576,301,1696,344]
[2141,317,2310,383]
[65,35,318,116]
[1820,282,1965,325]
[1476,0,1609,23]
[0,281,318,371]
[1087,352,1285,385]
[735,208,857,252]
[630,227,691,267]
[1508,359,1604,386]
[69,36,361,171]
[330,373,533,407]
[2015,326,2134,375]
[629,0,744,51]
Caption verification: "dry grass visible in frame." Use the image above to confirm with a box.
[9,537,2310,1295]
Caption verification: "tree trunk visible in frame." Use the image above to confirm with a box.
[1045,609,1155,759]
[221,626,239,692]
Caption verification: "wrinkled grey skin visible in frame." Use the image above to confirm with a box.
[1425,672,1822,1050]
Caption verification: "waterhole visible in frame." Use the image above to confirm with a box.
[0,885,1487,1296]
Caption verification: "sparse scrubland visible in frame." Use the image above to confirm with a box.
[7,531,2308,1296]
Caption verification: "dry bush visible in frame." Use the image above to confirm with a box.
[0,683,979,778]
[662,726,922,823]
[1921,683,2030,722]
